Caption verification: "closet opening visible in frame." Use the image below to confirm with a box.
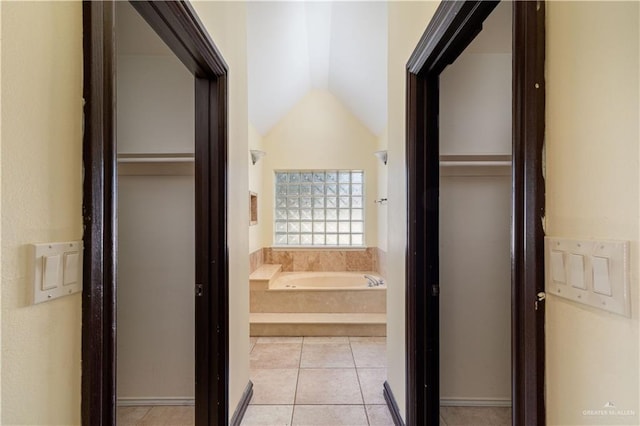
[438,2,513,424]
[405,1,546,425]
[115,1,196,422]
[81,1,229,424]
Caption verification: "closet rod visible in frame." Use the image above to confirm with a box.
[117,153,194,163]
[439,154,511,167]
[440,161,511,167]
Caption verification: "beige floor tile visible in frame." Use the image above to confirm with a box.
[250,368,299,405]
[350,341,386,368]
[295,369,363,405]
[117,406,152,426]
[292,405,368,426]
[250,343,302,369]
[441,415,448,425]
[303,336,349,344]
[365,405,394,426]
[440,406,511,426]
[357,368,386,404]
[300,343,355,368]
[257,336,303,343]
[138,405,194,426]
[241,405,293,426]
[349,337,387,344]
[250,337,258,353]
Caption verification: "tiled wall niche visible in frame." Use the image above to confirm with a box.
[249,247,387,276]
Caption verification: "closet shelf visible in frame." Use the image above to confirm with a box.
[117,153,195,176]
[117,153,194,163]
[440,154,511,167]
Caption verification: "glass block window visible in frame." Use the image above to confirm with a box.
[274,170,364,246]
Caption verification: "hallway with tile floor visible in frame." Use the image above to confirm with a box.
[117,335,511,425]
[242,336,391,425]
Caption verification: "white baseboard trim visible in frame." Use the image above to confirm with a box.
[440,398,512,407]
[117,397,195,407]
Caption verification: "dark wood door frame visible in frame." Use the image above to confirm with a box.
[82,2,229,424]
[404,1,546,425]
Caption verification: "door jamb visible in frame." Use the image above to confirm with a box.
[81,2,229,424]
[404,1,546,425]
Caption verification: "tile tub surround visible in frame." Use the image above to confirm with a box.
[249,247,265,274]
[250,274,386,313]
[263,247,379,272]
[249,314,387,337]
[249,264,283,290]
[249,269,387,336]
[376,247,387,278]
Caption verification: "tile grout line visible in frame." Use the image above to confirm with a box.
[290,336,305,426]
[349,336,371,426]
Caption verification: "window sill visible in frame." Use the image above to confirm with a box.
[270,245,368,251]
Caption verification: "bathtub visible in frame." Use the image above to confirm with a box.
[250,271,386,314]
[271,271,386,290]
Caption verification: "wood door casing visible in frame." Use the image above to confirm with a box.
[81,1,229,424]
[404,1,546,425]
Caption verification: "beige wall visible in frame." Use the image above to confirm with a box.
[0,2,4,418]
[386,1,440,420]
[249,123,264,254]
[376,127,388,252]
[545,2,639,425]
[1,2,83,424]
[260,89,379,248]
[0,2,4,423]
[191,2,250,418]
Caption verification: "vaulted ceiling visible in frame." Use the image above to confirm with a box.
[247,2,388,136]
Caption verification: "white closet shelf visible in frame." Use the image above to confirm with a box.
[117,153,194,163]
[440,154,511,167]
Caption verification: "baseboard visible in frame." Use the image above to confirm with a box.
[117,397,194,406]
[383,381,405,426]
[440,397,512,407]
[230,380,254,426]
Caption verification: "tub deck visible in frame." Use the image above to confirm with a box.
[250,312,386,337]
[249,265,387,337]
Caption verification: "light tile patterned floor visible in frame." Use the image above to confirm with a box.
[244,336,392,426]
[117,335,511,425]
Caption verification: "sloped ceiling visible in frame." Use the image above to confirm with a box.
[247,2,387,136]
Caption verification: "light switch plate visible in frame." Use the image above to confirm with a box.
[545,237,630,317]
[30,241,83,304]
